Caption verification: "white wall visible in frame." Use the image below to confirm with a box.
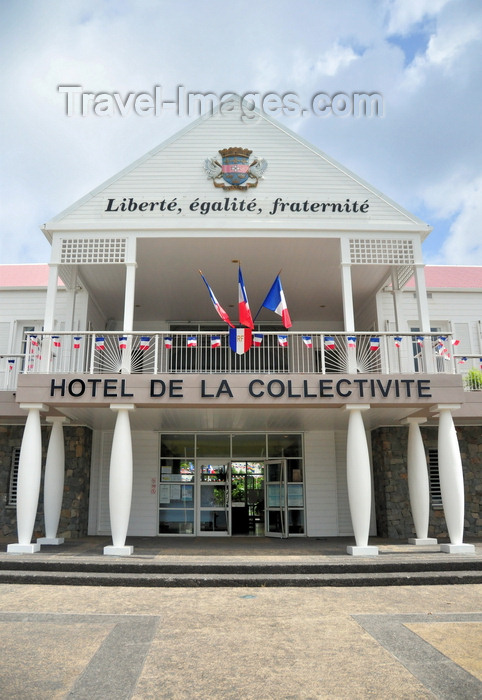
[92,430,159,537]
[304,431,339,536]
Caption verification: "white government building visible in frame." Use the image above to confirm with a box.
[1,102,481,556]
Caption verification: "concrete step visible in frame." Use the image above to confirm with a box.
[0,567,481,587]
[1,558,482,575]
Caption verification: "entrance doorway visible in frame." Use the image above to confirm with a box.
[198,462,264,536]
[158,433,304,537]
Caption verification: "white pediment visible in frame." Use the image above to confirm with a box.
[45,100,429,234]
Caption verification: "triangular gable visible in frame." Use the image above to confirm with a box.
[44,98,430,234]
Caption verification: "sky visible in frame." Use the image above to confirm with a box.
[1,0,482,266]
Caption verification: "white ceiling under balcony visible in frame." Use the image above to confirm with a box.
[75,236,393,328]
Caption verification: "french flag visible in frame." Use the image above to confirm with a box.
[278,334,288,347]
[302,336,312,348]
[164,336,172,349]
[211,335,221,348]
[8,359,15,370]
[417,336,424,346]
[52,336,61,348]
[73,336,82,349]
[325,336,335,351]
[369,337,380,351]
[118,335,127,350]
[394,336,402,348]
[458,357,467,364]
[347,336,357,348]
[229,327,252,355]
[238,266,254,329]
[95,336,105,351]
[30,335,39,347]
[259,275,292,328]
[139,336,150,351]
[253,333,263,347]
[452,338,460,346]
[187,336,197,348]
[199,271,234,327]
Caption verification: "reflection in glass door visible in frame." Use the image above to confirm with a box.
[265,460,305,537]
[265,460,286,537]
[198,462,230,535]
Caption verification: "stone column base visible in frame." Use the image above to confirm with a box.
[37,537,65,545]
[408,538,438,545]
[7,543,41,554]
[103,545,134,556]
[440,543,475,554]
[346,545,379,556]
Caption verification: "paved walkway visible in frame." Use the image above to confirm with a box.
[0,582,481,699]
[0,537,481,698]
[1,535,482,562]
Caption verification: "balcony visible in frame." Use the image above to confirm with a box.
[1,331,478,392]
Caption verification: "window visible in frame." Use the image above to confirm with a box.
[428,448,443,509]
[7,448,20,507]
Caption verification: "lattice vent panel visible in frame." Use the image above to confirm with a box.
[349,239,414,265]
[60,238,127,264]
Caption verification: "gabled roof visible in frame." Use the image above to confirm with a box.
[0,264,63,288]
[405,266,482,290]
[42,98,431,236]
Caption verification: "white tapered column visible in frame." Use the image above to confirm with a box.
[434,405,475,553]
[104,404,135,556]
[345,405,378,556]
[403,417,437,545]
[7,404,46,553]
[37,417,67,545]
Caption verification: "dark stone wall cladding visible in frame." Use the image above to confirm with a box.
[372,425,482,539]
[0,425,92,539]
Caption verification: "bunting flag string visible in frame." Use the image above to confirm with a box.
[369,336,380,351]
[52,335,61,348]
[416,336,424,346]
[347,336,357,349]
[302,335,312,348]
[8,359,15,370]
[394,336,402,347]
[187,336,197,348]
[278,334,288,347]
[253,333,263,347]
[211,335,221,348]
[73,336,82,349]
[118,335,127,350]
[139,336,150,351]
[324,336,335,350]
[95,336,105,351]
[164,336,172,349]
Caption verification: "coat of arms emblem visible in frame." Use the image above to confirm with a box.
[204,148,267,190]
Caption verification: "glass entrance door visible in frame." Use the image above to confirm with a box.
[265,459,305,537]
[231,462,265,536]
[265,460,287,537]
[198,462,230,535]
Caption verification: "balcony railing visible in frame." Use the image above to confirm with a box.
[0,331,478,392]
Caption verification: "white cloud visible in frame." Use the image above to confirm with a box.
[386,0,451,36]
[422,175,482,264]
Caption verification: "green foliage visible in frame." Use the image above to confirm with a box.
[464,368,482,390]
